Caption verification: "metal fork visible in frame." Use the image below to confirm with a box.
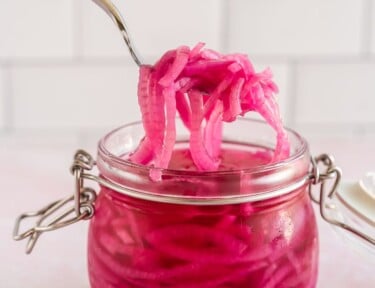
[92,0,142,66]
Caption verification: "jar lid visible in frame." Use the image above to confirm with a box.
[337,174,375,225]
[309,155,375,258]
[331,173,375,260]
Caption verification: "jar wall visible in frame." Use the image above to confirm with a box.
[87,184,318,288]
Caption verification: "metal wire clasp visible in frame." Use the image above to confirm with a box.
[14,150,375,253]
[13,150,97,254]
[309,154,375,246]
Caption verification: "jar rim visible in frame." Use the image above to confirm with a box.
[98,118,309,177]
[96,118,311,204]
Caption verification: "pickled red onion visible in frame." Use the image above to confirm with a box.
[129,43,290,180]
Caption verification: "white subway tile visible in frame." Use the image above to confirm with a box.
[0,131,79,150]
[0,68,4,128]
[306,134,375,180]
[11,65,140,129]
[295,63,375,125]
[0,0,74,59]
[81,0,222,60]
[228,0,363,56]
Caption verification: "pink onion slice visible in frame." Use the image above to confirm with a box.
[145,223,247,263]
[129,66,154,164]
[189,90,220,171]
[130,43,290,179]
[158,46,190,87]
[175,91,191,130]
[150,86,177,181]
[204,100,223,159]
[222,77,245,122]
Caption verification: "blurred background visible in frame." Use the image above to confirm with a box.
[1,0,375,287]
[0,0,374,143]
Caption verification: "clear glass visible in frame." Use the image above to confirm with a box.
[88,119,318,288]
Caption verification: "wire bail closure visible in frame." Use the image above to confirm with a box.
[13,150,375,254]
[309,154,375,246]
[13,150,97,254]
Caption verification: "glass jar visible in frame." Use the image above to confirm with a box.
[88,119,317,288]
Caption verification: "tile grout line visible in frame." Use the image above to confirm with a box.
[0,58,137,68]
[219,0,230,53]
[72,0,84,62]
[4,54,375,68]
[2,63,14,134]
[361,0,373,58]
[293,123,375,134]
[368,0,374,56]
[354,0,373,136]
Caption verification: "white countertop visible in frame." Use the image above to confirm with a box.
[1,134,375,288]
